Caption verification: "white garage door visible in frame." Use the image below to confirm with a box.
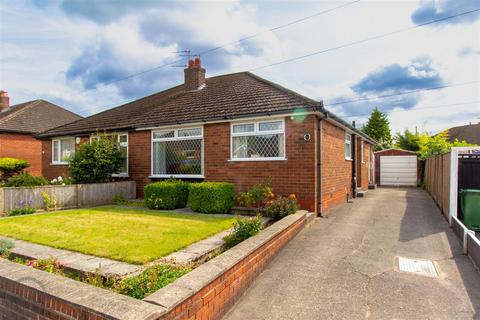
[380,156,417,186]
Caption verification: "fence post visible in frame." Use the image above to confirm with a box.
[0,188,4,214]
[76,184,83,208]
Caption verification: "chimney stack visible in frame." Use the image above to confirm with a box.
[0,91,10,112]
[184,57,206,91]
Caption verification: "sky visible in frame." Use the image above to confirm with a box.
[1,0,479,135]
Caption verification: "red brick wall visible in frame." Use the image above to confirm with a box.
[0,277,107,320]
[0,133,42,176]
[321,121,352,212]
[159,214,306,320]
[204,115,318,212]
[41,139,72,180]
[356,139,372,190]
[374,149,416,184]
[129,131,151,197]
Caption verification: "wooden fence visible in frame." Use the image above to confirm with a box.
[0,181,136,213]
[424,153,451,219]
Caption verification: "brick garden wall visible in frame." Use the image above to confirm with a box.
[204,115,318,212]
[0,212,309,320]
[0,133,42,176]
[145,211,309,320]
[321,121,353,212]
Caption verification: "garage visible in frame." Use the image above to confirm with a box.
[374,149,418,186]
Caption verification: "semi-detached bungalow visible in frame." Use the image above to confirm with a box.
[38,58,375,214]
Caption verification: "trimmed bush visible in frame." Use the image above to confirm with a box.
[188,182,234,214]
[69,136,124,183]
[265,195,298,221]
[0,157,30,179]
[4,173,48,187]
[144,180,189,210]
[224,216,263,248]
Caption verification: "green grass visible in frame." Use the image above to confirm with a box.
[0,206,234,264]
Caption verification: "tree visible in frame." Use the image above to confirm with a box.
[395,129,423,152]
[69,137,125,184]
[362,107,392,151]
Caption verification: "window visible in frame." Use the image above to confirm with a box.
[152,127,203,177]
[345,133,352,160]
[52,137,75,164]
[117,134,128,175]
[90,133,129,175]
[361,141,365,163]
[231,119,285,160]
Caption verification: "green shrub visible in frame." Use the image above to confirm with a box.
[49,176,72,185]
[41,192,57,211]
[114,264,191,299]
[144,180,189,210]
[265,195,298,221]
[4,173,48,187]
[234,179,274,209]
[0,239,14,256]
[69,136,125,183]
[113,193,128,205]
[0,157,30,180]
[188,182,235,214]
[8,206,36,216]
[224,216,263,248]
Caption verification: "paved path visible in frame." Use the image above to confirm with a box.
[224,188,480,320]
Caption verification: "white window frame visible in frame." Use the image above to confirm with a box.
[51,137,75,165]
[345,133,352,160]
[150,126,204,178]
[361,140,365,163]
[230,118,286,161]
[90,133,129,176]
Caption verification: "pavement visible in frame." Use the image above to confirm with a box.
[223,188,480,320]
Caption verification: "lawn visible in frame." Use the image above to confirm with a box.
[0,206,235,264]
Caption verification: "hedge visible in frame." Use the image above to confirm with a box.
[144,180,189,210]
[0,157,30,179]
[188,182,235,214]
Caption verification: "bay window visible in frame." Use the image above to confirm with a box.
[52,137,75,164]
[151,127,203,177]
[231,119,285,160]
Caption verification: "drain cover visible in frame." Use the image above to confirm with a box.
[396,257,438,277]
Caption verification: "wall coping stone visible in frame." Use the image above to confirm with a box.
[0,258,167,320]
[144,210,308,312]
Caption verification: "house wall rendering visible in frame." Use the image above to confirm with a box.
[0,133,42,176]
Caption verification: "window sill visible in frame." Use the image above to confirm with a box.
[345,158,353,161]
[228,157,287,162]
[50,162,69,166]
[112,173,129,178]
[149,174,205,179]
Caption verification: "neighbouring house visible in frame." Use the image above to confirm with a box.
[0,91,82,176]
[445,122,480,145]
[374,148,418,187]
[39,58,375,214]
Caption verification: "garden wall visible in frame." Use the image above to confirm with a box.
[0,181,136,213]
[0,211,311,320]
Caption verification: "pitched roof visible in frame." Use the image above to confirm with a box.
[39,71,374,143]
[446,123,480,145]
[40,72,320,137]
[0,100,82,134]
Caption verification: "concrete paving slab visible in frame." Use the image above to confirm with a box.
[223,188,480,320]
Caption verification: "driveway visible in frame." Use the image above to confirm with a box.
[223,188,480,320]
